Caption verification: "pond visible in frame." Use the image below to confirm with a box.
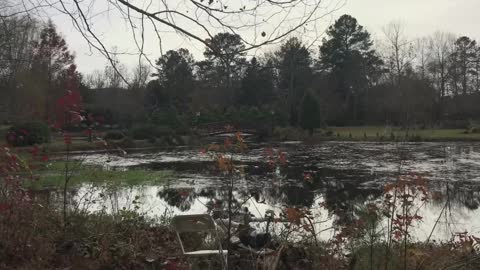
[66,141,480,242]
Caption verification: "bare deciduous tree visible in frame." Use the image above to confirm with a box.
[5,0,346,85]
[103,47,128,88]
[428,31,456,98]
[0,15,40,118]
[84,69,105,89]
[130,61,150,91]
[414,36,431,81]
[382,21,414,85]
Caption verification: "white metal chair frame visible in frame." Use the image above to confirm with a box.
[171,214,228,268]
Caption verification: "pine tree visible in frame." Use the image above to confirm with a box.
[300,91,321,135]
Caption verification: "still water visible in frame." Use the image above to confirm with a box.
[69,141,480,242]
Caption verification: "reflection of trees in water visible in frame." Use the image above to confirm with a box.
[156,183,316,219]
[157,188,197,211]
[309,178,382,226]
[156,187,246,214]
[460,188,480,210]
[138,161,214,175]
[428,184,457,237]
[257,185,315,208]
[282,185,315,207]
[418,180,480,238]
[157,154,480,234]
[303,170,480,228]
[428,181,480,211]
[252,187,283,206]
[101,185,149,213]
[451,183,480,210]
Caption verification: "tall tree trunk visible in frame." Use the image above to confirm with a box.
[440,68,446,98]
[288,54,297,126]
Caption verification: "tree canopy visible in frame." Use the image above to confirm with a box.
[300,91,321,135]
[319,14,383,122]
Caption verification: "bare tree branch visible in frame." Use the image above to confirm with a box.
[9,0,345,85]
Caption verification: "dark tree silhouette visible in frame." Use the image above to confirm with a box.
[31,20,78,120]
[450,36,477,95]
[237,57,274,107]
[319,14,383,122]
[204,33,246,91]
[276,37,312,126]
[300,91,321,135]
[5,0,342,85]
[152,48,195,112]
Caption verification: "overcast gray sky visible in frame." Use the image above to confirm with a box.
[49,0,480,75]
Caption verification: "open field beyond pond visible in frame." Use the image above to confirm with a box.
[329,126,480,141]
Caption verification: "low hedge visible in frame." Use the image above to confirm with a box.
[129,124,174,140]
[104,131,126,140]
[6,121,51,146]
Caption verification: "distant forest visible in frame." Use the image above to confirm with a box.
[2,14,480,129]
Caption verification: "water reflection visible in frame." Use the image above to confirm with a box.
[61,142,480,240]
[157,188,196,211]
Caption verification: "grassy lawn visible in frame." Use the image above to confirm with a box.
[12,137,167,153]
[2,133,102,153]
[329,126,480,141]
[28,160,174,189]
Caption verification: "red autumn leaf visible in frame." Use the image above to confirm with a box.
[57,97,66,106]
[165,259,181,270]
[96,115,105,123]
[0,203,10,212]
[224,138,232,148]
[63,133,72,145]
[284,208,303,225]
[7,133,16,143]
[178,190,190,197]
[263,147,274,157]
[70,111,85,124]
[303,172,313,182]
[52,122,62,130]
[267,160,275,169]
[30,145,39,156]
[393,231,403,240]
[235,132,244,143]
[82,129,92,137]
[278,152,287,165]
[53,87,84,129]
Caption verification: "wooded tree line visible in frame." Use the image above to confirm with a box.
[0,15,148,124]
[0,17,82,121]
[2,14,480,128]
[138,15,480,128]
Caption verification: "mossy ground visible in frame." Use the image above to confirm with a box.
[27,160,174,189]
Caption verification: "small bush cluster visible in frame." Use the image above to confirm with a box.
[103,130,125,140]
[129,124,174,140]
[272,127,308,141]
[0,204,184,269]
[465,126,480,134]
[189,106,287,127]
[5,121,51,146]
